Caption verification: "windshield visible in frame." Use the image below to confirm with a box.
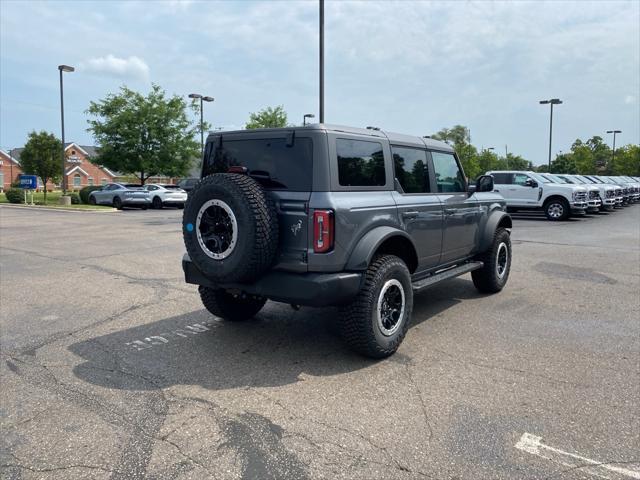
[530,173,552,184]
[548,174,572,184]
[576,175,594,184]
[557,175,578,184]
[163,185,183,190]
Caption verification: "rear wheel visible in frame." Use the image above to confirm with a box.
[472,228,511,293]
[113,196,123,210]
[89,196,97,205]
[199,286,266,321]
[339,255,413,358]
[152,196,163,209]
[543,198,569,221]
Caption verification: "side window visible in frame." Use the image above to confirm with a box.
[391,146,430,193]
[431,151,465,193]
[491,173,513,185]
[337,139,386,187]
[513,174,530,186]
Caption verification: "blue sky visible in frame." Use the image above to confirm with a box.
[1,0,638,165]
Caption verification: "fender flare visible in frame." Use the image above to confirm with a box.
[345,226,417,271]
[478,210,512,252]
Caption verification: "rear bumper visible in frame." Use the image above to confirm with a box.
[182,254,362,307]
[123,197,150,205]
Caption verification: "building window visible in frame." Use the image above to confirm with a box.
[88,177,94,186]
[101,178,108,186]
[74,174,81,187]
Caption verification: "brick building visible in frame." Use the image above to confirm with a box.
[0,149,22,191]
[4,143,116,191]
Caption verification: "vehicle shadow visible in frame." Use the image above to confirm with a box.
[70,278,481,392]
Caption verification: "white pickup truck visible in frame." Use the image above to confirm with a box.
[487,170,588,221]
[556,174,617,211]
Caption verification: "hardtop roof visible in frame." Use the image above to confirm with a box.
[206,124,453,152]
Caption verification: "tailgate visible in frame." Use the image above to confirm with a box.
[270,191,311,273]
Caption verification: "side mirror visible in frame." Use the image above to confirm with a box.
[474,175,494,193]
[525,178,538,188]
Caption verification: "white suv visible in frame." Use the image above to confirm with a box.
[487,170,588,221]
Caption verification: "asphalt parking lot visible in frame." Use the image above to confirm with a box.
[1,205,639,480]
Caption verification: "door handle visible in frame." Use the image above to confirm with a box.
[402,211,419,219]
[444,208,456,215]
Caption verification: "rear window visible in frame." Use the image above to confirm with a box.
[206,137,313,191]
[337,139,386,187]
[163,185,181,189]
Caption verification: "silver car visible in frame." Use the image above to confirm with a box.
[88,183,151,209]
[144,184,188,209]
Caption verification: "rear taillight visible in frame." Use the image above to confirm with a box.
[228,166,248,174]
[313,209,334,253]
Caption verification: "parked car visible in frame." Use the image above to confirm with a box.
[539,173,601,213]
[556,174,617,211]
[487,170,587,220]
[178,178,199,192]
[182,125,512,358]
[88,183,150,209]
[143,184,188,209]
[584,176,623,206]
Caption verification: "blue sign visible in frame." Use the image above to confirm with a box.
[19,175,38,189]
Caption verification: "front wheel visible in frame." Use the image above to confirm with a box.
[199,286,266,321]
[544,198,569,221]
[472,228,511,293]
[339,255,413,359]
[89,196,97,205]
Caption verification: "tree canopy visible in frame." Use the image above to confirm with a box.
[19,131,62,200]
[245,105,288,129]
[87,84,200,185]
[547,136,639,175]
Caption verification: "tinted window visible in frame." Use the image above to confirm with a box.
[431,152,465,192]
[206,137,313,191]
[492,173,512,184]
[337,139,386,187]
[513,174,530,186]
[392,146,430,193]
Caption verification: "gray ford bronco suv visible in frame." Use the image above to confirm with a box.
[182,125,512,358]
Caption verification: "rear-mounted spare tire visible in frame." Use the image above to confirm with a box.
[183,173,279,283]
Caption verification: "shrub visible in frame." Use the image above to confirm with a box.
[79,186,102,204]
[4,188,23,204]
[70,193,81,204]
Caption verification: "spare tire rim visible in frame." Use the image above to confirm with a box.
[377,279,405,337]
[196,199,238,260]
[496,242,508,279]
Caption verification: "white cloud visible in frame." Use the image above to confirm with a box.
[83,55,149,81]
[625,95,637,104]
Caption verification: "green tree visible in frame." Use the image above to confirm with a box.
[19,131,62,201]
[87,84,199,185]
[570,139,595,174]
[611,144,640,175]
[549,153,577,174]
[502,153,531,171]
[585,136,611,173]
[245,105,288,129]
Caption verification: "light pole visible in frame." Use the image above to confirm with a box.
[303,113,315,126]
[58,64,74,193]
[606,130,621,168]
[188,93,214,157]
[539,98,562,169]
[319,0,324,123]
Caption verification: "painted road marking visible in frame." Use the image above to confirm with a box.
[515,432,640,479]
[125,319,219,351]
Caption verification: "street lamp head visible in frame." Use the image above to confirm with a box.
[539,100,550,105]
[487,147,495,150]
[202,96,214,102]
[304,113,315,119]
[188,93,202,99]
[58,65,75,73]
[606,130,622,134]
[550,98,562,105]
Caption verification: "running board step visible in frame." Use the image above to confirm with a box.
[412,261,483,292]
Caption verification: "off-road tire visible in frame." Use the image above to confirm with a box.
[183,173,279,283]
[339,255,413,359]
[543,197,570,221]
[472,228,511,293]
[113,196,123,210]
[199,286,266,321]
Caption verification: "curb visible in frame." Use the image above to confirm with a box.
[0,204,119,214]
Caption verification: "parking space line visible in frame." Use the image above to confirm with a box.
[515,433,640,479]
